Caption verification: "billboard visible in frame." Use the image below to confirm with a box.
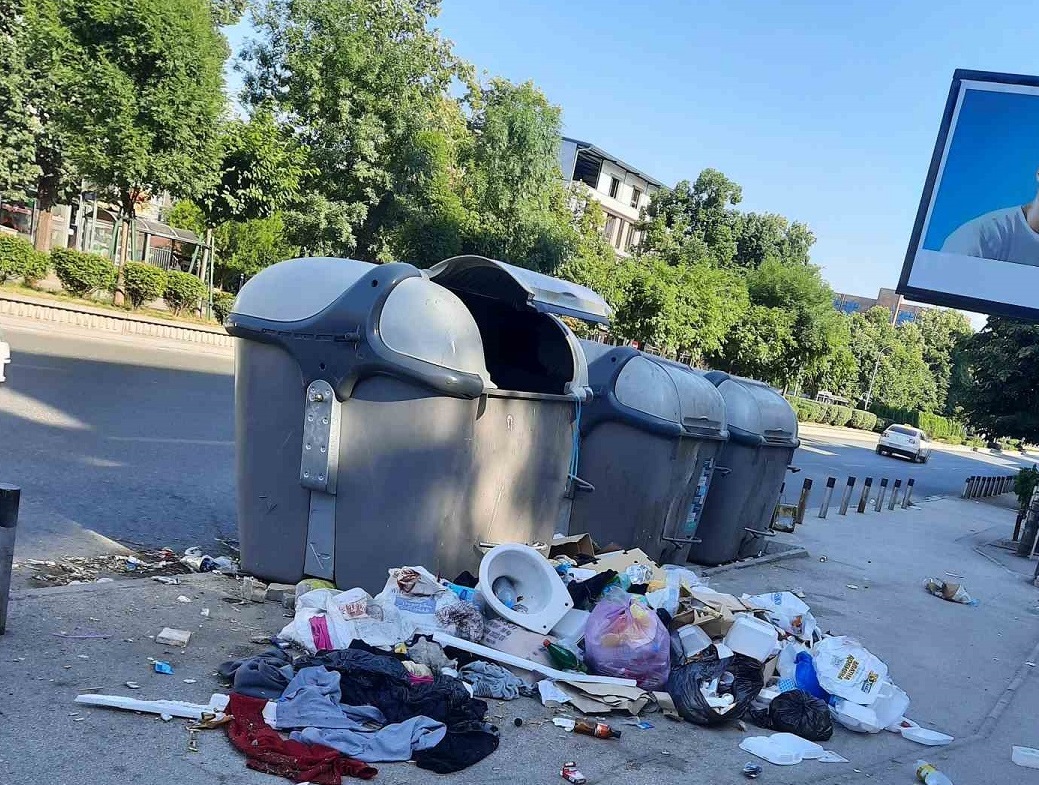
[899,69,1039,321]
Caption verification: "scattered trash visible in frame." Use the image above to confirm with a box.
[748,689,833,741]
[74,693,229,721]
[125,682,141,689]
[1012,745,1039,769]
[25,550,185,586]
[916,760,954,784]
[742,762,764,778]
[183,679,197,684]
[513,717,523,727]
[160,713,174,722]
[743,591,819,641]
[626,720,653,730]
[846,584,859,590]
[584,590,669,689]
[241,576,268,603]
[812,636,888,704]
[187,728,200,753]
[668,646,763,726]
[902,726,954,746]
[553,717,622,738]
[156,628,192,648]
[76,654,90,660]
[560,761,587,784]
[819,556,828,562]
[154,661,174,675]
[176,595,192,603]
[924,577,978,606]
[153,576,181,585]
[200,608,210,618]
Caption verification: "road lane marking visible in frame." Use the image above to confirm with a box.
[800,445,838,456]
[106,436,233,446]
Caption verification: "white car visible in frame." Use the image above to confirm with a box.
[877,424,932,463]
[0,328,8,383]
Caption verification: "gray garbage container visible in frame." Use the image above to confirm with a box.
[566,343,728,563]
[227,255,608,590]
[686,371,799,567]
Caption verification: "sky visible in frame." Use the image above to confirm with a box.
[226,0,1039,306]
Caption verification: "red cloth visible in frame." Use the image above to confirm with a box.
[225,692,377,783]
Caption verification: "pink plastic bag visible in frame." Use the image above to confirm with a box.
[584,591,670,689]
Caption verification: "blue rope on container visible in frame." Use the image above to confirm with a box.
[568,399,582,480]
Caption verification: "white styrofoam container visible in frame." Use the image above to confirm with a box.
[722,615,779,662]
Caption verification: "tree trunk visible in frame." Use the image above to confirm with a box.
[32,178,58,253]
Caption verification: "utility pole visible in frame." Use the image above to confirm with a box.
[863,352,882,410]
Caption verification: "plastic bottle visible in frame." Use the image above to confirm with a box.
[794,651,829,700]
[491,576,518,608]
[916,761,953,785]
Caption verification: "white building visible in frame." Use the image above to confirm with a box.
[559,136,663,255]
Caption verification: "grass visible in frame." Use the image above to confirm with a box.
[0,281,220,326]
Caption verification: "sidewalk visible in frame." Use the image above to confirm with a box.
[1,496,1036,785]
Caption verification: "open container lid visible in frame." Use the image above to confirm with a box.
[428,255,612,324]
[703,371,798,447]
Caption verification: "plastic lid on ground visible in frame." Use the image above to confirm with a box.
[704,371,798,446]
[231,257,375,323]
[428,255,612,324]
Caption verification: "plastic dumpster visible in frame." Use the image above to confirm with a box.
[566,342,728,563]
[227,255,608,590]
[686,371,799,567]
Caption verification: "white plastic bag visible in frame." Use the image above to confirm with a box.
[277,588,413,651]
[812,636,888,705]
[374,566,460,635]
[744,591,819,641]
[646,565,706,614]
[777,639,810,680]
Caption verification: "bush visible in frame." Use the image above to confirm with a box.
[918,411,967,442]
[51,247,117,297]
[1016,466,1039,511]
[0,234,38,283]
[20,249,50,286]
[847,409,877,431]
[212,290,235,323]
[833,405,854,428]
[122,262,167,309]
[819,403,836,425]
[163,270,206,315]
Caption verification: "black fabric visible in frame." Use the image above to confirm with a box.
[218,649,294,700]
[748,690,833,741]
[296,649,497,771]
[413,726,501,774]
[628,583,649,595]
[667,648,764,726]
[452,571,479,589]
[567,570,617,610]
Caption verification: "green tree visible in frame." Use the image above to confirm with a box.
[916,308,974,415]
[63,0,228,290]
[213,212,297,290]
[460,79,575,271]
[240,0,468,260]
[638,170,742,266]
[714,304,796,384]
[732,212,816,269]
[0,6,39,198]
[958,317,1039,441]
[848,307,938,412]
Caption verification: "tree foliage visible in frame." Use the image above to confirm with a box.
[0,6,39,198]
[958,318,1039,442]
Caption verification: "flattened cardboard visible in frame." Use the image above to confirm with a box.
[480,618,555,668]
[549,534,596,560]
[591,548,665,582]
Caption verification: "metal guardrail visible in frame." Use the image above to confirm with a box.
[777,473,917,531]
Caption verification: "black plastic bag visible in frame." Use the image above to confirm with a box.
[666,648,764,726]
[748,689,833,741]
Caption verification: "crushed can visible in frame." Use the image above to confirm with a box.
[561,761,587,784]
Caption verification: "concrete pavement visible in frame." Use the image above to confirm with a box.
[0,493,1036,785]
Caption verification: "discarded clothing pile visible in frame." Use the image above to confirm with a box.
[219,646,499,782]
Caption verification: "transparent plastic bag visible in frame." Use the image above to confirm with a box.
[584,590,670,689]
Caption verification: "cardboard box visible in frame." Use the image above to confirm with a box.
[548,533,596,561]
[480,618,555,668]
[590,548,665,582]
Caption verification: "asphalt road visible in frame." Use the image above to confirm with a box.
[1,323,1035,559]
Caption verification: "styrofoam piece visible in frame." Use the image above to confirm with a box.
[871,682,910,730]
[739,735,802,765]
[550,608,591,642]
[678,625,712,659]
[770,733,825,759]
[901,726,954,746]
[75,693,228,720]
[479,543,573,634]
[1012,746,1039,768]
[887,716,919,733]
[722,615,779,662]
[831,699,884,733]
[432,631,638,687]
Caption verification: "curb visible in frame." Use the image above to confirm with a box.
[0,291,233,349]
[700,543,809,575]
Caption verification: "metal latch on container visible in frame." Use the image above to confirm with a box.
[300,380,340,494]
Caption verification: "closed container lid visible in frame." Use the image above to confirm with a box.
[231,256,375,323]
[704,371,798,447]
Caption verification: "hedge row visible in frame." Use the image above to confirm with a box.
[785,397,878,432]
[870,404,967,442]
[2,239,211,316]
